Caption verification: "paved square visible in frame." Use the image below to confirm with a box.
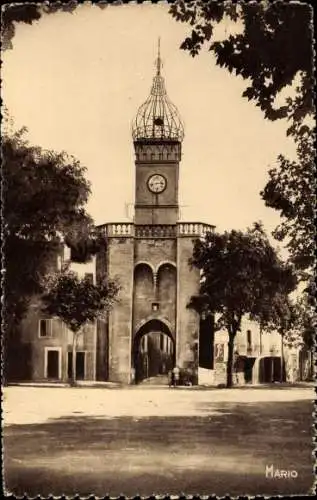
[3,386,314,496]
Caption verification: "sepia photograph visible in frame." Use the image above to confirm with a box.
[2,1,315,497]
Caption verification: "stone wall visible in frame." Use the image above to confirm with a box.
[96,319,109,381]
[157,263,177,333]
[176,236,200,376]
[107,237,134,383]
[134,238,176,270]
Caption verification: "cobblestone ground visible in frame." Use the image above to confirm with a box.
[3,386,315,496]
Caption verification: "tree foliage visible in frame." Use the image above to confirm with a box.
[170,1,315,281]
[2,128,94,326]
[41,268,119,334]
[189,223,297,387]
[169,1,313,122]
[283,290,316,351]
[261,117,315,278]
[64,223,107,264]
[1,2,76,50]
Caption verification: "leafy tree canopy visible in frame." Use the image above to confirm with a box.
[261,123,315,277]
[1,2,76,50]
[3,129,91,241]
[170,1,315,282]
[3,128,95,325]
[283,290,316,350]
[64,222,107,264]
[169,1,314,124]
[189,223,297,386]
[41,268,120,333]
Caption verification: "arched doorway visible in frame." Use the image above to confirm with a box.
[133,319,175,384]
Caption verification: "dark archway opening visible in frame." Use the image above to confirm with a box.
[259,356,286,383]
[244,357,256,383]
[199,315,215,369]
[133,319,175,384]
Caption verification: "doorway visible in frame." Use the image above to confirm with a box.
[244,357,256,383]
[45,348,61,379]
[68,351,86,380]
[199,315,214,369]
[259,356,285,383]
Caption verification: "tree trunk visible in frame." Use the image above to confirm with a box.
[226,332,236,388]
[308,349,313,380]
[71,331,78,386]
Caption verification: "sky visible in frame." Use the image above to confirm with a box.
[2,3,297,241]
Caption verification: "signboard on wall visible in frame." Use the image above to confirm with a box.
[214,343,225,362]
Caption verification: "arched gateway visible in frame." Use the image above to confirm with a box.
[133,319,175,383]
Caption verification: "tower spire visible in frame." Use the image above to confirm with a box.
[156,37,162,76]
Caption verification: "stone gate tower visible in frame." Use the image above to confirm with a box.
[97,43,213,384]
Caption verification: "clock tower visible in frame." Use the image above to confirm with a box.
[97,41,214,386]
[132,41,183,225]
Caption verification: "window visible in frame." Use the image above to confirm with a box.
[39,319,52,338]
[246,330,252,355]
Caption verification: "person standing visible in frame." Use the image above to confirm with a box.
[168,370,173,387]
[172,365,180,387]
[233,350,239,385]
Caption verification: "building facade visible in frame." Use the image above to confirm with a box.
[199,318,307,386]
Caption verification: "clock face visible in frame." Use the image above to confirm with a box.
[147,174,167,193]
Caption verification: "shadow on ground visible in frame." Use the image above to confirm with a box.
[4,400,314,497]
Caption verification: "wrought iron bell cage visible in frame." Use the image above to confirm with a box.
[132,41,185,142]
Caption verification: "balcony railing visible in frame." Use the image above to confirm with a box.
[235,343,282,357]
[135,225,177,238]
[100,223,135,237]
[97,222,215,239]
[178,222,215,237]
